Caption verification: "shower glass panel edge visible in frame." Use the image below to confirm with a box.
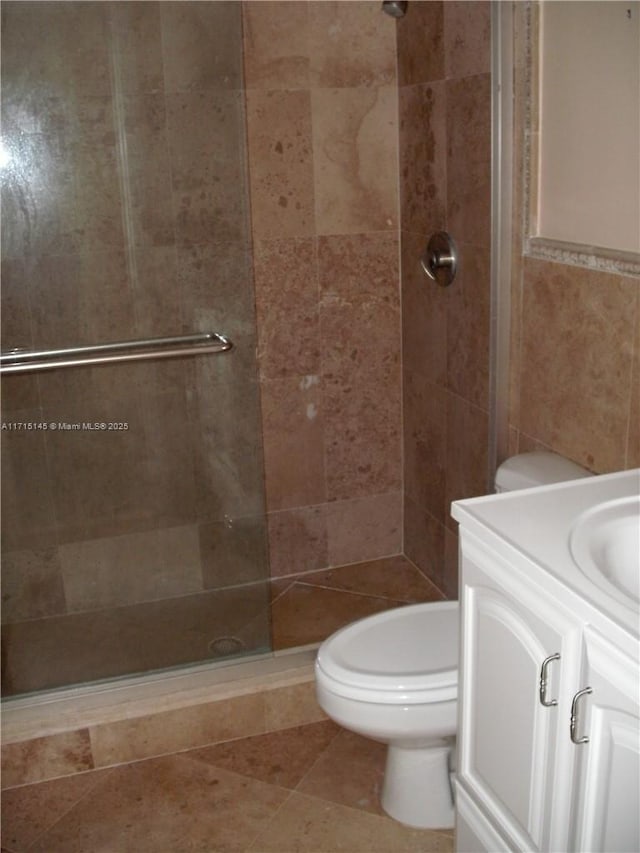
[489,0,514,482]
[0,0,272,699]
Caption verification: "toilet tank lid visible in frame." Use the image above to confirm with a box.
[495,451,593,492]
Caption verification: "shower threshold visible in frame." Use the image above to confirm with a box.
[2,644,319,746]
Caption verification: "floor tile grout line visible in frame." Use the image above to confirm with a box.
[241,786,298,853]
[291,723,345,795]
[14,765,117,853]
[277,581,414,605]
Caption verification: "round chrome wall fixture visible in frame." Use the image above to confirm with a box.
[382,1,408,18]
[420,231,458,287]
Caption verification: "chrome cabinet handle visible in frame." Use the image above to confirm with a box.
[570,687,593,744]
[539,653,561,707]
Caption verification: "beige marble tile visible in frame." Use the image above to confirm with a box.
[126,247,181,340]
[404,371,447,524]
[267,505,329,578]
[58,525,203,612]
[120,94,175,249]
[187,719,339,789]
[399,81,447,236]
[246,88,315,239]
[627,297,640,468]
[29,754,288,853]
[297,728,386,815]
[248,790,455,852]
[444,1,491,79]
[190,386,267,523]
[319,232,401,500]
[519,259,637,472]
[318,232,400,371]
[160,1,243,93]
[28,250,136,350]
[312,86,399,235]
[3,584,270,697]
[404,495,446,590]
[397,0,444,86]
[39,394,149,544]
[271,583,404,649]
[199,515,269,590]
[1,768,112,851]
[308,0,396,88]
[0,259,39,413]
[326,493,402,566]
[243,1,310,89]
[0,257,32,348]
[1,128,78,257]
[1,730,94,789]
[401,230,447,386]
[106,2,164,94]
[90,693,266,767]
[445,393,490,531]
[263,681,328,731]
[167,90,249,246]
[254,237,320,379]
[1,547,66,623]
[177,240,255,360]
[446,73,491,249]
[1,2,111,103]
[446,241,491,409]
[300,556,443,604]
[70,97,126,254]
[0,412,58,552]
[260,376,326,511]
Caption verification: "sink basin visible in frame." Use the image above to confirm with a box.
[570,495,640,608]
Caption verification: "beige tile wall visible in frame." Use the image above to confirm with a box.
[244,1,403,577]
[509,251,639,474]
[399,1,492,597]
[508,3,640,475]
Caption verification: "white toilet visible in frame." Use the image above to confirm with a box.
[315,451,592,830]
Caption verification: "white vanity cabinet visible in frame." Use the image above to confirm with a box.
[570,628,640,852]
[453,473,640,853]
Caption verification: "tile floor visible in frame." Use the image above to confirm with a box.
[1,720,455,853]
[271,555,445,649]
[2,556,451,850]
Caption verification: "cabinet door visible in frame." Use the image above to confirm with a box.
[459,552,579,853]
[570,628,640,853]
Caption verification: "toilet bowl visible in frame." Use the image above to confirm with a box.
[314,451,593,830]
[316,600,459,828]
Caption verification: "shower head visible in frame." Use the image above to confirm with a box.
[382,1,408,18]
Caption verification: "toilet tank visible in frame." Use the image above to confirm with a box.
[495,451,593,493]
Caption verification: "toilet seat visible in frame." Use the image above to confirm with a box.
[315,600,459,705]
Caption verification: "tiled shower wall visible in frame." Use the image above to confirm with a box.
[398,2,492,597]
[243,1,404,577]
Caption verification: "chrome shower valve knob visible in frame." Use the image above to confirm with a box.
[421,231,458,287]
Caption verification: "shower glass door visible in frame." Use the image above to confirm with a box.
[0,1,271,697]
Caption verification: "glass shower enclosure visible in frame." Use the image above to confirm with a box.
[0,1,271,697]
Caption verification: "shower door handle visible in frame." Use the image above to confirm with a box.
[0,332,233,375]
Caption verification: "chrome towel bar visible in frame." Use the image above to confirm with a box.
[0,332,232,375]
